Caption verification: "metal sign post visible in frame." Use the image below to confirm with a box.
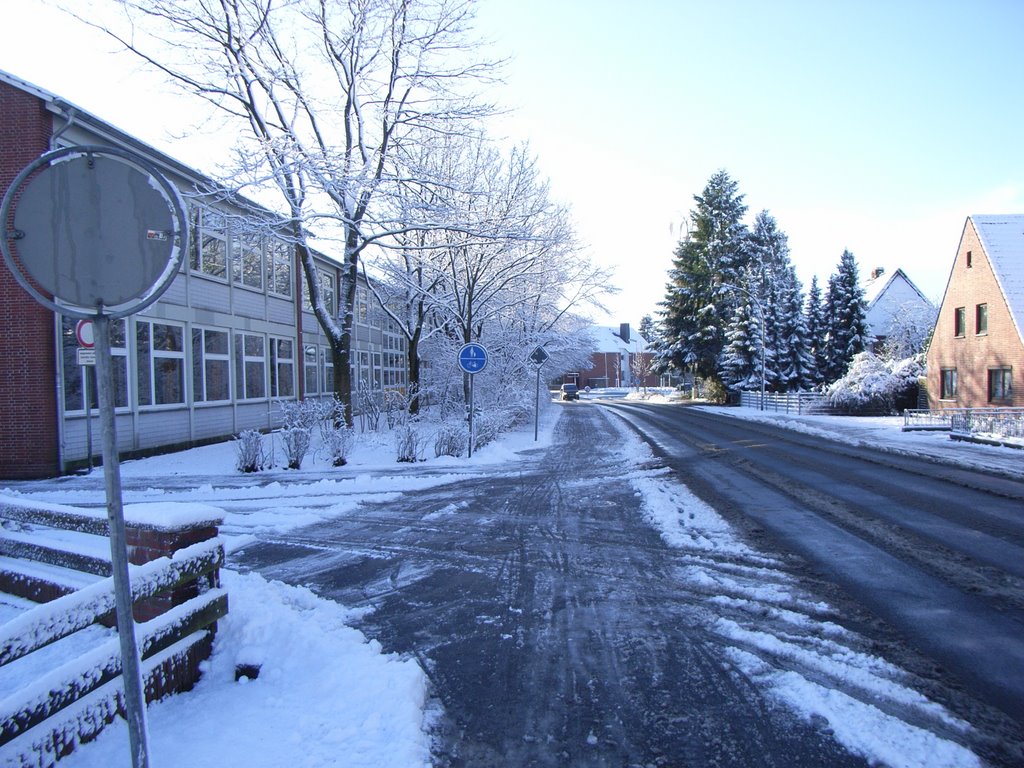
[77,320,96,472]
[1,145,187,768]
[457,343,489,457]
[529,346,549,442]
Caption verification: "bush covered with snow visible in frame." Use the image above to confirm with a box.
[826,353,924,415]
[235,430,268,473]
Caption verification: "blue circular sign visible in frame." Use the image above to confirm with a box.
[458,342,489,374]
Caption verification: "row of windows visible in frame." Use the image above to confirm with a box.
[190,208,294,296]
[939,367,1013,402]
[954,303,988,337]
[61,316,408,414]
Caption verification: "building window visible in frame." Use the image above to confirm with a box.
[966,250,972,268]
[270,337,295,398]
[232,230,264,290]
[192,328,231,403]
[304,345,319,395]
[190,207,228,279]
[267,238,293,297]
[975,303,988,335]
[137,320,185,406]
[988,368,1012,402]
[940,368,958,400]
[322,347,334,394]
[954,307,966,337]
[303,269,336,316]
[234,332,266,400]
[61,317,127,412]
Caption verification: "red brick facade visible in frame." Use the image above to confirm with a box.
[927,218,1024,408]
[1,79,59,478]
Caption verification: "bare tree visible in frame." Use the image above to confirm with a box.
[79,0,501,424]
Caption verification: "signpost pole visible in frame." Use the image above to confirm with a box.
[468,373,476,459]
[534,365,541,442]
[94,313,151,768]
[83,368,93,473]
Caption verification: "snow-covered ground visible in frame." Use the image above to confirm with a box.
[2,399,1015,767]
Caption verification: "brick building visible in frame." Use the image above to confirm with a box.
[0,70,407,478]
[562,324,658,390]
[926,215,1023,409]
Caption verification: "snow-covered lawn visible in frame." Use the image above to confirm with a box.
[3,401,1012,767]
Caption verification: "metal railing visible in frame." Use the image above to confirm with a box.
[738,391,828,414]
[949,408,1024,440]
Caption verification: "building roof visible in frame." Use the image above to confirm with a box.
[589,326,649,354]
[971,214,1024,345]
[862,267,930,308]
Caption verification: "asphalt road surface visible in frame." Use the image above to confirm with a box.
[234,404,1024,767]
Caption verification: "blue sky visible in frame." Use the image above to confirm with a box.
[3,0,1023,326]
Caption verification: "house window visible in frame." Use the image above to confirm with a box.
[966,250,973,268]
[988,368,1012,402]
[304,345,319,395]
[234,332,266,400]
[190,208,228,279]
[267,238,293,297]
[975,304,988,335]
[61,317,127,412]
[940,368,958,400]
[232,230,264,290]
[954,307,966,338]
[137,320,185,406]
[192,328,231,403]
[270,337,295,398]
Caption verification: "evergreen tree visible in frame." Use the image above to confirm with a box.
[822,249,871,382]
[659,170,749,379]
[804,275,827,387]
[777,266,813,390]
[720,296,763,390]
[638,314,657,344]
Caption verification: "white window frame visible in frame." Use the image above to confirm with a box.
[234,332,267,401]
[190,207,228,281]
[266,237,293,297]
[60,316,128,413]
[192,326,232,404]
[270,336,296,398]
[136,319,186,408]
[232,228,265,291]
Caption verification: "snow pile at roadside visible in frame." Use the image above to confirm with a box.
[57,569,432,768]
[612,417,982,768]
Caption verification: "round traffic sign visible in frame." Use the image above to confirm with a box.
[458,342,489,374]
[0,145,187,320]
[75,319,95,348]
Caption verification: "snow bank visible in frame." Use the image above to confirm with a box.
[56,570,431,768]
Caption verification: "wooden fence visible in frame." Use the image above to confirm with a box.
[0,497,226,768]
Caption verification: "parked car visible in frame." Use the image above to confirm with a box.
[560,383,580,401]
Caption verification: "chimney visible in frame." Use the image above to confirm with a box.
[870,267,885,280]
[619,323,630,343]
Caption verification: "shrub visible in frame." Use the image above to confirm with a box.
[395,424,423,463]
[434,421,468,458]
[827,352,924,415]
[235,430,267,473]
[281,426,312,470]
[324,424,354,467]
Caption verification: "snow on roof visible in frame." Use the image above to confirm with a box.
[861,267,930,309]
[971,214,1024,345]
[589,326,649,354]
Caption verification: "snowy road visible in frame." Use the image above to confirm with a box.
[232,405,1005,767]
[605,402,1024,753]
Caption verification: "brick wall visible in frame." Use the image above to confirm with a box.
[927,219,1024,408]
[0,79,60,478]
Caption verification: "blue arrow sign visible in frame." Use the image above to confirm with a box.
[458,342,488,374]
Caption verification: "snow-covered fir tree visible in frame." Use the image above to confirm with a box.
[719,282,765,391]
[777,265,814,390]
[822,250,871,383]
[804,275,827,387]
[658,170,750,380]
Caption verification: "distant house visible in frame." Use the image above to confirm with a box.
[861,267,934,350]
[562,324,658,389]
[926,215,1024,409]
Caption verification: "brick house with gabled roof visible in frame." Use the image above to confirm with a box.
[926,215,1024,409]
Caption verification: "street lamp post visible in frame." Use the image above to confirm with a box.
[721,282,766,411]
